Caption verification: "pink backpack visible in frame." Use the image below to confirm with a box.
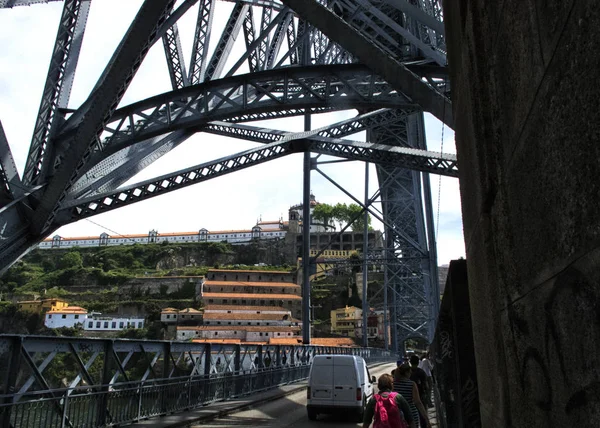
[373,392,409,428]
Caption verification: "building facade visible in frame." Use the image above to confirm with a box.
[330,306,362,337]
[84,315,145,331]
[44,306,88,328]
[18,298,69,313]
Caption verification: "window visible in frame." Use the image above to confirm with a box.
[227,310,231,313]
[238,322,241,325]
[88,322,93,328]
[223,300,228,304]
[96,322,101,328]
[166,315,170,319]
[206,321,210,325]
[214,332,218,336]
[277,333,281,336]
[62,314,67,319]
[217,322,221,325]
[228,322,231,325]
[256,311,260,314]
[74,315,79,319]
[138,322,142,328]
[242,300,246,304]
[119,322,124,328]
[259,333,263,336]
[48,314,52,319]
[232,300,237,304]
[112,322,116,328]
[104,322,109,328]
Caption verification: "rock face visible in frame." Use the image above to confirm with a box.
[444,1,600,427]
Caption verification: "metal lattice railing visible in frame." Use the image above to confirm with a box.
[0,335,393,427]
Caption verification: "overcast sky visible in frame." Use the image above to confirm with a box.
[0,0,465,265]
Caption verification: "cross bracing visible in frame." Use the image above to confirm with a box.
[0,0,449,348]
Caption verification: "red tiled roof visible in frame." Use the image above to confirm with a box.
[208,269,292,274]
[204,305,288,312]
[268,337,303,345]
[202,292,301,300]
[204,280,298,288]
[178,325,300,332]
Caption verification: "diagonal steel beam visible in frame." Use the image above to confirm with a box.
[71,130,192,199]
[189,0,215,84]
[22,0,90,186]
[204,3,249,81]
[0,120,24,203]
[61,140,294,220]
[30,0,176,236]
[280,0,453,127]
[163,22,189,89]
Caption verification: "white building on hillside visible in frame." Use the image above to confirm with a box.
[45,306,88,329]
[84,315,145,331]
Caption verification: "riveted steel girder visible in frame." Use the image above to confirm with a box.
[280,0,453,127]
[72,65,412,172]
[21,0,90,187]
[29,0,177,236]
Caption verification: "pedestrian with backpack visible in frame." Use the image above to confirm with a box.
[363,374,416,428]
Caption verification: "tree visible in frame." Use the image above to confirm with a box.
[346,203,372,232]
[312,203,335,229]
[58,251,82,270]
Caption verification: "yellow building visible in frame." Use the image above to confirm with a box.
[330,306,362,337]
[17,298,69,314]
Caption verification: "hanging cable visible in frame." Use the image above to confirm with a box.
[85,218,138,244]
[435,75,448,239]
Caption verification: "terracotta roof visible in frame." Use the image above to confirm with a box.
[204,305,288,312]
[203,312,291,321]
[202,293,301,300]
[268,337,303,345]
[208,269,292,274]
[191,339,243,344]
[204,280,298,288]
[312,338,357,347]
[161,308,178,313]
[177,325,300,332]
[179,307,201,313]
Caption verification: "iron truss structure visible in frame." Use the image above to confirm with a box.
[0,335,391,426]
[0,0,451,347]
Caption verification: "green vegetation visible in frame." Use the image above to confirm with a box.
[0,241,233,294]
[312,202,372,232]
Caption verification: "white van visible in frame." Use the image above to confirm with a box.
[306,355,376,421]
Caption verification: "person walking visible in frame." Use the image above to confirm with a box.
[363,374,415,428]
[419,353,434,407]
[393,364,431,428]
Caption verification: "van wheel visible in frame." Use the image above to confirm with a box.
[307,407,318,421]
[355,398,366,422]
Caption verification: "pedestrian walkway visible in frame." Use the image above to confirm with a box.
[129,381,308,428]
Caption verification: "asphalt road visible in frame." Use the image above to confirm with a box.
[194,362,398,428]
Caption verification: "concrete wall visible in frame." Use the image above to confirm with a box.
[444,1,600,427]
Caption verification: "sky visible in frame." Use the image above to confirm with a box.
[0,0,465,265]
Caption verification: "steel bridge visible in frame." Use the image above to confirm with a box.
[0,334,392,427]
[0,0,451,348]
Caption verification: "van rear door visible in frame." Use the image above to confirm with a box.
[333,357,358,406]
[309,356,334,406]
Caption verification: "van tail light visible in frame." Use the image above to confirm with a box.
[307,387,311,399]
[356,387,362,401]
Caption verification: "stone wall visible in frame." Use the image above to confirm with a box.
[444,1,600,426]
